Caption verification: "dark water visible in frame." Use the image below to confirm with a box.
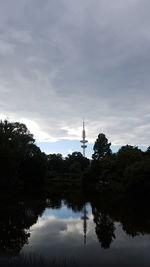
[1,192,150,267]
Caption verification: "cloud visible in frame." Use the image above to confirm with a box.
[0,39,15,55]
[0,0,150,145]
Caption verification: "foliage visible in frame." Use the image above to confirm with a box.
[116,145,143,171]
[124,159,150,197]
[84,133,150,201]
[0,120,47,189]
[20,145,47,187]
[69,162,82,174]
[145,146,150,156]
[66,152,89,171]
[47,153,65,173]
[92,133,111,160]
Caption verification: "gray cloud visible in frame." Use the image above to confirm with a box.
[0,0,150,145]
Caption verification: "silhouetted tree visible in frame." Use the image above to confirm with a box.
[145,146,150,156]
[124,160,150,197]
[47,153,65,173]
[66,152,89,172]
[0,120,47,189]
[20,145,47,187]
[116,145,142,177]
[92,133,111,161]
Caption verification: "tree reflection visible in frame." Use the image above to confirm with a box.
[0,196,45,256]
[1,189,150,258]
[65,200,85,213]
[118,206,150,237]
[92,207,115,248]
[45,198,62,209]
[45,190,150,248]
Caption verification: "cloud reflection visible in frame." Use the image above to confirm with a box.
[22,209,150,267]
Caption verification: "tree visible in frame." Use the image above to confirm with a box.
[92,133,111,160]
[69,162,82,174]
[47,153,65,174]
[0,120,34,185]
[145,146,150,156]
[0,120,47,189]
[20,145,47,187]
[117,145,142,170]
[66,152,89,172]
[124,160,150,198]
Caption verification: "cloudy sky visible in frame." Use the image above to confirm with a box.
[0,0,150,156]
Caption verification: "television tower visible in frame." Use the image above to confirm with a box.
[80,121,88,157]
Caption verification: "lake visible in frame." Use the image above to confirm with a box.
[1,192,150,267]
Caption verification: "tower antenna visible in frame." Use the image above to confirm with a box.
[80,121,88,157]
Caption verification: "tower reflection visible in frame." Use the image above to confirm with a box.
[81,205,89,244]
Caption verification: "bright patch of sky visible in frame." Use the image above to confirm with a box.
[37,140,147,158]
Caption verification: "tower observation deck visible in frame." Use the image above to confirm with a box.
[80,121,88,157]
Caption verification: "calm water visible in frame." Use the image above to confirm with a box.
[1,194,150,266]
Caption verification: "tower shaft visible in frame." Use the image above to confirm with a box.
[80,122,88,157]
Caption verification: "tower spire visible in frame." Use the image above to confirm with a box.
[80,121,88,157]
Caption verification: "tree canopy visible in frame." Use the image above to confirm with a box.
[92,133,111,160]
[0,120,47,189]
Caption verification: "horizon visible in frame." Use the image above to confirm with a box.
[0,117,148,158]
[36,140,147,158]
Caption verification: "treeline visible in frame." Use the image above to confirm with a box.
[85,133,150,199]
[1,120,150,198]
[0,120,89,191]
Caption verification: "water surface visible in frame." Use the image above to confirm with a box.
[1,195,150,266]
[22,200,150,267]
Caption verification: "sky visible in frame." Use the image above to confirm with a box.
[0,0,150,157]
